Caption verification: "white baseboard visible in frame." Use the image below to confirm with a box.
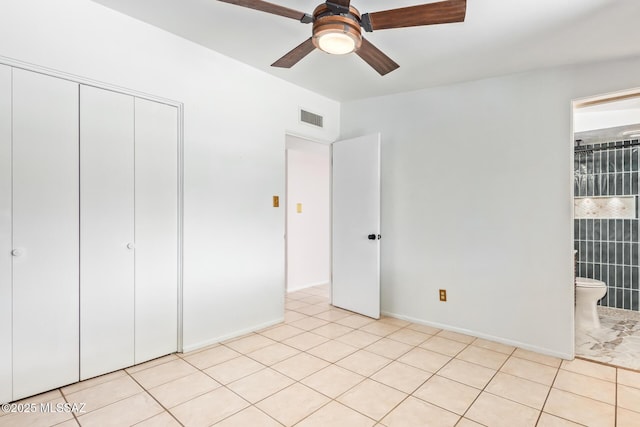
[381,311,574,360]
[287,281,329,293]
[181,317,284,353]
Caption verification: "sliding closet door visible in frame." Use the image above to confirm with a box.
[134,99,179,363]
[80,85,135,380]
[12,69,79,399]
[0,65,11,404]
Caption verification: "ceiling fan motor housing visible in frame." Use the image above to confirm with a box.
[311,4,363,54]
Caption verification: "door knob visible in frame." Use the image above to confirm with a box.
[368,234,376,240]
[126,242,135,250]
[11,249,23,257]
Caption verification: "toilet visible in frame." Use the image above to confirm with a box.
[575,277,607,330]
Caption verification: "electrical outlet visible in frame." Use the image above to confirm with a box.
[439,289,447,302]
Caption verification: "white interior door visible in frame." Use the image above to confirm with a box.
[80,85,135,380]
[0,65,12,404]
[12,69,80,399]
[134,98,179,363]
[332,133,381,318]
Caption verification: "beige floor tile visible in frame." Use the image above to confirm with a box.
[62,370,127,395]
[307,340,358,363]
[182,345,240,370]
[466,392,539,427]
[378,317,412,327]
[66,374,143,413]
[170,387,249,426]
[148,371,220,408]
[203,356,265,385]
[299,295,327,305]
[285,300,310,310]
[413,374,480,415]
[296,304,331,316]
[471,338,515,355]
[284,311,307,323]
[500,357,558,386]
[454,418,484,427]
[258,324,304,341]
[77,392,163,427]
[246,342,299,366]
[0,396,74,427]
[213,406,281,427]
[337,379,407,421]
[386,328,431,346]
[336,330,382,348]
[359,322,402,337]
[543,388,615,427]
[406,323,442,335]
[271,353,329,381]
[224,334,276,354]
[435,330,476,344]
[336,350,392,376]
[226,368,294,403]
[134,411,181,426]
[618,407,640,427]
[512,348,562,367]
[126,355,180,374]
[456,346,509,370]
[371,361,432,393]
[302,365,363,398]
[397,348,451,373]
[256,383,329,426]
[289,317,329,331]
[381,396,460,427]
[56,420,82,427]
[335,314,376,329]
[419,336,468,357]
[287,291,311,300]
[310,323,354,339]
[560,358,616,382]
[282,331,329,351]
[618,368,640,389]
[365,338,413,359]
[618,384,640,413]
[437,359,496,389]
[313,309,353,322]
[296,401,375,427]
[13,389,63,405]
[553,369,615,404]
[536,412,583,427]
[485,372,550,409]
[130,358,198,389]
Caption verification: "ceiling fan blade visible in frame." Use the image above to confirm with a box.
[272,38,316,68]
[362,0,466,32]
[355,38,399,76]
[218,0,308,21]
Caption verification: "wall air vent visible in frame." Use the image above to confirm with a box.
[300,109,324,128]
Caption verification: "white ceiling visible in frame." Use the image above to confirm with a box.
[90,0,640,102]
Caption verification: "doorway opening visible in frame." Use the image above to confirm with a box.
[572,90,640,370]
[285,134,331,295]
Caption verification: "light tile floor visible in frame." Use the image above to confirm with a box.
[2,284,640,426]
[576,306,640,371]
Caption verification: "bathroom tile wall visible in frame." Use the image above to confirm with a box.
[574,140,640,311]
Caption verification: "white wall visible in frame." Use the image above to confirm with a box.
[341,56,640,358]
[0,0,340,351]
[286,136,331,292]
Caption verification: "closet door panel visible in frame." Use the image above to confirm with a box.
[80,85,135,380]
[0,65,11,404]
[134,99,178,363]
[12,69,79,399]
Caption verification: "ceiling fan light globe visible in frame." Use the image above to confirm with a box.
[318,32,357,55]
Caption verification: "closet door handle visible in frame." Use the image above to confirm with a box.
[126,243,135,250]
[11,249,23,257]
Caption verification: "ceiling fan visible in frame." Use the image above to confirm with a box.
[218,0,466,75]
